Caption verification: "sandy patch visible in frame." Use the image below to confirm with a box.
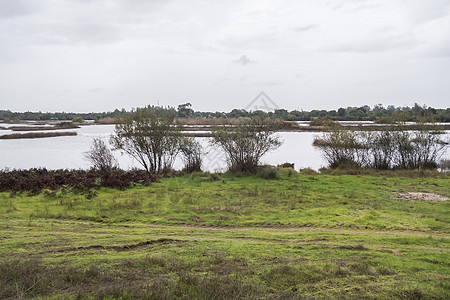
[391,192,449,202]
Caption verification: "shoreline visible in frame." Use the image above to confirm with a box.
[0,131,77,139]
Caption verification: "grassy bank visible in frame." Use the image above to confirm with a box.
[0,172,449,299]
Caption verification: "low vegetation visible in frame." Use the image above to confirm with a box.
[1,106,449,298]
[7,123,79,131]
[0,171,448,299]
[0,131,77,139]
[314,123,449,170]
[0,168,157,194]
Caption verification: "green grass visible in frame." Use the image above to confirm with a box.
[0,172,449,299]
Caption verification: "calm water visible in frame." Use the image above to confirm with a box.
[1,124,448,171]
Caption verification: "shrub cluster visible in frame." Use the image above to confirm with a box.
[313,125,449,170]
[211,116,283,173]
[256,166,280,180]
[309,117,341,127]
[0,168,158,193]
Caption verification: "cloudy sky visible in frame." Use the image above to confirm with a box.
[1,0,449,113]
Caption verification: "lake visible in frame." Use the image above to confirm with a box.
[1,124,448,171]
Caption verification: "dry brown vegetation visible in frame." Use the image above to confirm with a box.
[0,131,77,139]
[0,168,157,193]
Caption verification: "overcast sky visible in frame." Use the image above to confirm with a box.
[1,0,449,113]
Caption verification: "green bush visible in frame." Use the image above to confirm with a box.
[277,167,296,177]
[257,166,279,180]
[300,168,319,175]
[309,117,341,127]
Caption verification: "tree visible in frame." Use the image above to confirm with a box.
[72,117,84,124]
[273,109,288,119]
[83,138,118,172]
[110,106,183,174]
[211,116,283,173]
[177,103,194,118]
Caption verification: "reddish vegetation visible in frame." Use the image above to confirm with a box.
[0,132,77,139]
[8,125,80,131]
[96,117,117,124]
[0,168,158,193]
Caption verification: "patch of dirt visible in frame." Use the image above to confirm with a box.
[337,244,369,251]
[391,249,403,256]
[39,238,187,254]
[421,258,439,264]
[310,237,330,242]
[391,192,449,202]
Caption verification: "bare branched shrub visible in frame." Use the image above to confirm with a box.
[392,130,416,169]
[388,121,448,169]
[84,138,118,171]
[438,159,450,171]
[314,122,448,170]
[367,130,396,169]
[211,116,283,173]
[180,137,202,173]
[406,128,448,169]
[110,106,183,174]
[313,128,365,169]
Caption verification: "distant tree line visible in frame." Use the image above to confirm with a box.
[1,103,450,122]
[0,109,129,122]
[178,103,450,122]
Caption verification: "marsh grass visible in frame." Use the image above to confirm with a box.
[0,172,449,298]
[2,172,449,230]
[1,243,444,299]
[0,256,265,299]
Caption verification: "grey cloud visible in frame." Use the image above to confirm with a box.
[8,20,122,46]
[332,0,379,11]
[62,21,122,45]
[291,25,319,33]
[89,87,102,93]
[409,0,450,24]
[0,0,449,112]
[117,0,167,12]
[69,0,97,3]
[0,0,40,18]
[329,32,418,53]
[220,32,278,51]
[232,55,256,66]
[252,81,282,86]
[428,38,450,58]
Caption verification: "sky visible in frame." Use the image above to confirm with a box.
[0,0,449,113]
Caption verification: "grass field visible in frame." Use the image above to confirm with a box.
[0,171,449,299]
